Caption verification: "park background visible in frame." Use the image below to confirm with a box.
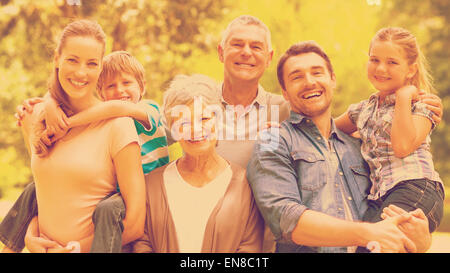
[0,0,449,252]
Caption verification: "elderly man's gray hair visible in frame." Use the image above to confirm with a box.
[220,15,272,52]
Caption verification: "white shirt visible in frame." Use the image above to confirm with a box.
[163,160,232,252]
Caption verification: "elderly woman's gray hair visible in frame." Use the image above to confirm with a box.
[163,74,222,127]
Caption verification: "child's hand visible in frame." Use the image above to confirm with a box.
[14,97,44,126]
[396,85,419,100]
[32,111,50,157]
[43,98,69,139]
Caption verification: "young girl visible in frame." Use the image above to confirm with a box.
[335,27,444,237]
[13,20,145,252]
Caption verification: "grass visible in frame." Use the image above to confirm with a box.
[1,186,449,253]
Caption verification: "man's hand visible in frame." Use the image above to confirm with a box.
[381,204,431,252]
[365,213,417,253]
[417,91,443,126]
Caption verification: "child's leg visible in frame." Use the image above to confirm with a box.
[90,192,125,253]
[0,182,38,252]
[357,179,444,253]
[364,179,444,232]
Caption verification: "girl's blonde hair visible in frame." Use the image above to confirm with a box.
[370,27,435,93]
[48,19,106,116]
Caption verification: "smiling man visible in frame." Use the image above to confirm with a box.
[213,15,290,168]
[246,41,432,253]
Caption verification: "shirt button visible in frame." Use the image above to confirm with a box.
[339,171,344,176]
[348,196,352,201]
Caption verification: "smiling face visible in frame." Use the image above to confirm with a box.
[100,71,142,103]
[174,101,218,157]
[281,52,336,118]
[218,24,273,83]
[367,40,417,96]
[55,36,103,102]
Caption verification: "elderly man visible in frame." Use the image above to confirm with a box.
[246,41,432,253]
[167,15,290,168]
[214,15,290,167]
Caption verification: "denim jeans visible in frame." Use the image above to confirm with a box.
[356,179,444,253]
[90,192,126,253]
[363,178,444,233]
[0,183,126,253]
[0,182,38,252]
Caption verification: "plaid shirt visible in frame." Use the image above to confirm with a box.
[347,92,442,200]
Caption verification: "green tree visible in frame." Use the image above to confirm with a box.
[378,0,450,187]
[0,0,230,197]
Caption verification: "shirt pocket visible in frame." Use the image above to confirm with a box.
[349,165,371,198]
[291,150,327,191]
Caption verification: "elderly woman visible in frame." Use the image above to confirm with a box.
[132,74,264,253]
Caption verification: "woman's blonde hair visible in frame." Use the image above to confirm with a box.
[370,27,435,93]
[48,19,106,116]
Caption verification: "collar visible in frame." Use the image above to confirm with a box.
[369,92,396,106]
[219,82,268,108]
[288,111,346,143]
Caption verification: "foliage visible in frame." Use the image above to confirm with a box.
[0,0,231,197]
[0,0,448,199]
[377,0,450,191]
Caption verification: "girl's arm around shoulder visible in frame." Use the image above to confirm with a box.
[334,111,358,135]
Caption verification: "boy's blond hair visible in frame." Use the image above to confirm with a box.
[97,51,146,100]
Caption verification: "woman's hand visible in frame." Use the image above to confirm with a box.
[25,235,62,253]
[46,241,80,253]
[24,216,61,253]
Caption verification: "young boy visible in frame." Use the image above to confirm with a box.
[0,51,169,253]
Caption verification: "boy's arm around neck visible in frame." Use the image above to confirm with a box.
[67,100,159,130]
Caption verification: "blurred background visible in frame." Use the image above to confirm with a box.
[0,0,449,252]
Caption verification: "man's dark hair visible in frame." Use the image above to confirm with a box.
[277,40,334,90]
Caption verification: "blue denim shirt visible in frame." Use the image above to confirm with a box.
[247,111,371,253]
